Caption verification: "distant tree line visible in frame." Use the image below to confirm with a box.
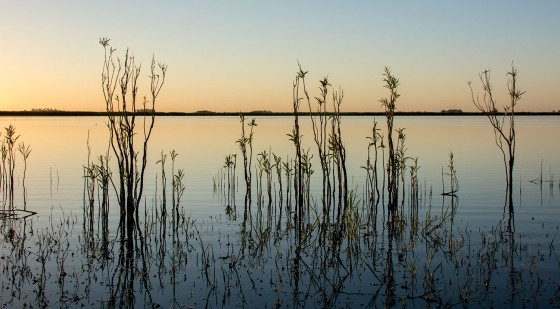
[30,108,65,112]
[440,109,463,114]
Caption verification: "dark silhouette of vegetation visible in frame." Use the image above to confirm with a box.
[289,64,306,239]
[0,125,36,219]
[379,67,400,219]
[307,76,332,232]
[0,110,556,117]
[2,125,19,209]
[469,64,524,212]
[237,114,256,227]
[17,142,31,209]
[99,37,167,249]
[1,37,554,308]
[441,109,463,114]
[30,108,65,112]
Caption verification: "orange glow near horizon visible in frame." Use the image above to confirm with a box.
[0,3,558,113]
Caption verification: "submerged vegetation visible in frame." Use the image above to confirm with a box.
[0,40,559,308]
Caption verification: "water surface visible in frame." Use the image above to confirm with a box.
[1,115,559,308]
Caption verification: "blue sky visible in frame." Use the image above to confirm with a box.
[1,1,559,112]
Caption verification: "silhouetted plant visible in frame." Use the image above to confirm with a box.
[82,142,111,257]
[301,148,313,211]
[171,151,185,231]
[255,151,264,208]
[237,115,256,207]
[0,137,5,205]
[222,153,237,214]
[83,160,97,246]
[2,125,19,209]
[379,67,400,215]
[283,157,293,214]
[289,63,306,237]
[96,154,111,256]
[442,152,458,196]
[363,120,383,227]
[468,64,524,212]
[329,87,349,236]
[307,76,332,226]
[157,151,168,221]
[272,153,284,230]
[409,157,420,223]
[99,37,167,245]
[395,127,408,208]
[272,153,283,206]
[17,142,31,209]
[260,150,273,206]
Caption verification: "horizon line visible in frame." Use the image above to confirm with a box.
[1,110,559,117]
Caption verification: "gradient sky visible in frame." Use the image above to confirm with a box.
[1,1,559,112]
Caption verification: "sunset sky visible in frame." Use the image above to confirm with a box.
[1,1,559,112]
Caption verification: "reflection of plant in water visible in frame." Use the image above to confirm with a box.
[2,170,558,308]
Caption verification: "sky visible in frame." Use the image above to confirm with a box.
[1,1,559,113]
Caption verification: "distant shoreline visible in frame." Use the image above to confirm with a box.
[0,111,559,117]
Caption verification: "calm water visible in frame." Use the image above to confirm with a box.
[1,115,559,308]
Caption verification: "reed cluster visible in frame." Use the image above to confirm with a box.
[0,125,34,217]
[212,65,431,268]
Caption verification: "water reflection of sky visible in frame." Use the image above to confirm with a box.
[1,115,559,307]
[4,115,559,217]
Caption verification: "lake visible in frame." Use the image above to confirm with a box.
[1,115,559,308]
